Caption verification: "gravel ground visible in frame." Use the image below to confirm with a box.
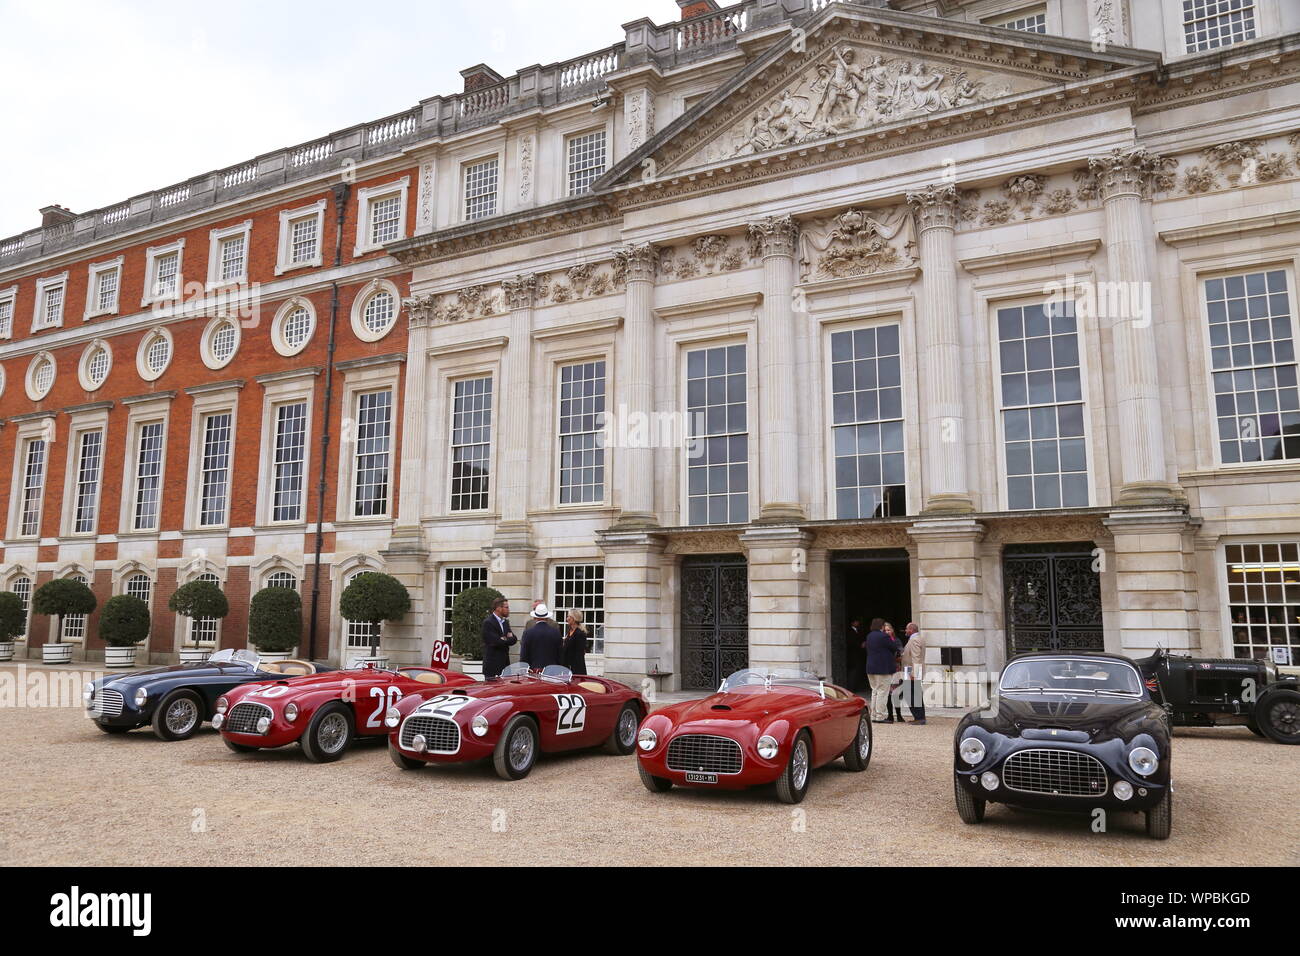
[1,665,1297,866]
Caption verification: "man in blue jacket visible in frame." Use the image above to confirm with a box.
[864,617,901,722]
[520,603,563,670]
[481,597,517,680]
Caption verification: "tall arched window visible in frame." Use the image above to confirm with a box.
[267,571,297,590]
[10,577,32,640]
[343,570,379,650]
[62,574,90,643]
[189,572,221,646]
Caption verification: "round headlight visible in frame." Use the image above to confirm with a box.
[980,771,1000,791]
[1129,746,1158,776]
[215,697,229,715]
[83,682,95,704]
[471,715,489,737]
[211,713,224,730]
[959,736,986,765]
[384,706,400,729]
[134,687,148,708]
[411,734,428,754]
[1113,780,1134,801]
[284,702,299,723]
[757,735,779,760]
[637,728,657,752]
[255,716,271,735]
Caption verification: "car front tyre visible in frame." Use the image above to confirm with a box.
[493,715,539,780]
[603,702,641,756]
[389,740,424,770]
[842,712,872,772]
[301,702,354,763]
[954,776,986,824]
[151,689,204,741]
[775,730,812,804]
[1258,689,1300,744]
[1145,787,1172,840]
[638,761,673,793]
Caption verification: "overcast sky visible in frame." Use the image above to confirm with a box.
[0,0,685,238]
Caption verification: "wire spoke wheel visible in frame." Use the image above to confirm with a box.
[165,698,198,736]
[509,725,534,772]
[318,713,349,754]
[791,738,809,791]
[618,707,638,748]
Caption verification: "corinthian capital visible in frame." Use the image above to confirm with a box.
[502,273,539,310]
[614,243,657,284]
[906,183,960,232]
[747,215,799,258]
[1087,146,1176,201]
[402,293,437,329]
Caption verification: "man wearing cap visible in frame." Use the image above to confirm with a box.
[520,603,564,670]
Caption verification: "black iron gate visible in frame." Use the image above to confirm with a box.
[1003,543,1104,657]
[680,555,749,690]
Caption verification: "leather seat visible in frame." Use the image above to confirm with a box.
[577,681,606,694]
[409,671,445,685]
[263,659,315,676]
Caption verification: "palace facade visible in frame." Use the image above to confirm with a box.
[4,0,1300,695]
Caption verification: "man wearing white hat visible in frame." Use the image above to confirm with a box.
[520,602,563,671]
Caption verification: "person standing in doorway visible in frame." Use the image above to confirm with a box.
[902,621,927,724]
[847,617,866,691]
[864,617,900,722]
[884,622,906,723]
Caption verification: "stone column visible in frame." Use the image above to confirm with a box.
[597,530,666,687]
[1103,510,1200,657]
[906,184,973,515]
[741,527,813,672]
[1087,0,1129,48]
[497,273,538,536]
[624,86,656,152]
[612,245,658,528]
[1089,147,1178,505]
[748,216,805,521]
[908,518,988,707]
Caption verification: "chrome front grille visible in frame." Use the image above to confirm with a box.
[401,715,460,754]
[666,734,743,775]
[97,689,124,717]
[226,702,271,735]
[1003,748,1107,797]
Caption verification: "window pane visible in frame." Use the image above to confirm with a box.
[686,345,747,525]
[354,392,392,517]
[451,377,492,512]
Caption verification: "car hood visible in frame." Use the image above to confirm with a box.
[99,662,257,688]
[973,692,1156,742]
[663,689,820,725]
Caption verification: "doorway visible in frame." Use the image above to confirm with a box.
[829,550,912,691]
[679,554,749,691]
[1003,542,1104,657]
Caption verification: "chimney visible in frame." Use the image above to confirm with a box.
[460,63,505,93]
[40,205,76,228]
[677,0,720,18]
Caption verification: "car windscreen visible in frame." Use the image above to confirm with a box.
[720,668,824,696]
[1000,657,1142,696]
[209,648,259,667]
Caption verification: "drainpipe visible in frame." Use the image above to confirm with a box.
[308,181,351,660]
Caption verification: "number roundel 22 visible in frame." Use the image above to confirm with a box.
[553,693,587,735]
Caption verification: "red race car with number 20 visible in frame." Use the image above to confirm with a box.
[386,663,647,779]
[636,668,872,803]
[214,661,475,762]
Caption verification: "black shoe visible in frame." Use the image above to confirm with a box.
[911,719,927,725]
[872,719,889,724]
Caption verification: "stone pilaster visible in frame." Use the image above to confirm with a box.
[377,546,430,666]
[612,244,658,528]
[1088,0,1129,48]
[395,296,435,535]
[740,526,814,672]
[907,518,987,677]
[624,86,656,152]
[906,183,973,515]
[1089,147,1180,505]
[496,273,538,540]
[748,216,805,521]
[484,541,537,662]
[597,530,666,686]
[1103,509,1201,656]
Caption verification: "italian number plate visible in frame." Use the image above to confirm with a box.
[685,771,718,784]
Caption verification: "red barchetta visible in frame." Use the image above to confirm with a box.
[386,663,647,780]
[213,661,475,762]
[636,668,872,803]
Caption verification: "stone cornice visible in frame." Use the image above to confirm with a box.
[1159,210,1300,247]
[959,238,1103,274]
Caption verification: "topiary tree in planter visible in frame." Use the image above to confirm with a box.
[248,587,302,654]
[99,594,150,647]
[339,572,410,658]
[168,579,229,649]
[32,578,97,645]
[0,592,25,653]
[451,586,505,661]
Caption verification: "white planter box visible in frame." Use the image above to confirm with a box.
[459,660,484,680]
[256,649,297,663]
[0,642,14,662]
[42,643,73,665]
[104,646,137,669]
[178,648,212,665]
[347,653,390,670]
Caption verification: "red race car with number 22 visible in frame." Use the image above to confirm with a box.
[636,668,872,803]
[386,663,647,779]
[214,662,475,762]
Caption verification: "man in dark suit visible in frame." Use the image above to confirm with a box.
[864,617,901,722]
[481,597,516,680]
[520,603,563,670]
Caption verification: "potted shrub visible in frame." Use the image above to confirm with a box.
[99,594,150,668]
[168,579,229,664]
[339,572,410,668]
[32,578,97,664]
[451,586,505,680]
[248,586,302,662]
[0,591,24,663]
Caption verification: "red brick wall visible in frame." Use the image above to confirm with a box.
[150,567,178,657]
